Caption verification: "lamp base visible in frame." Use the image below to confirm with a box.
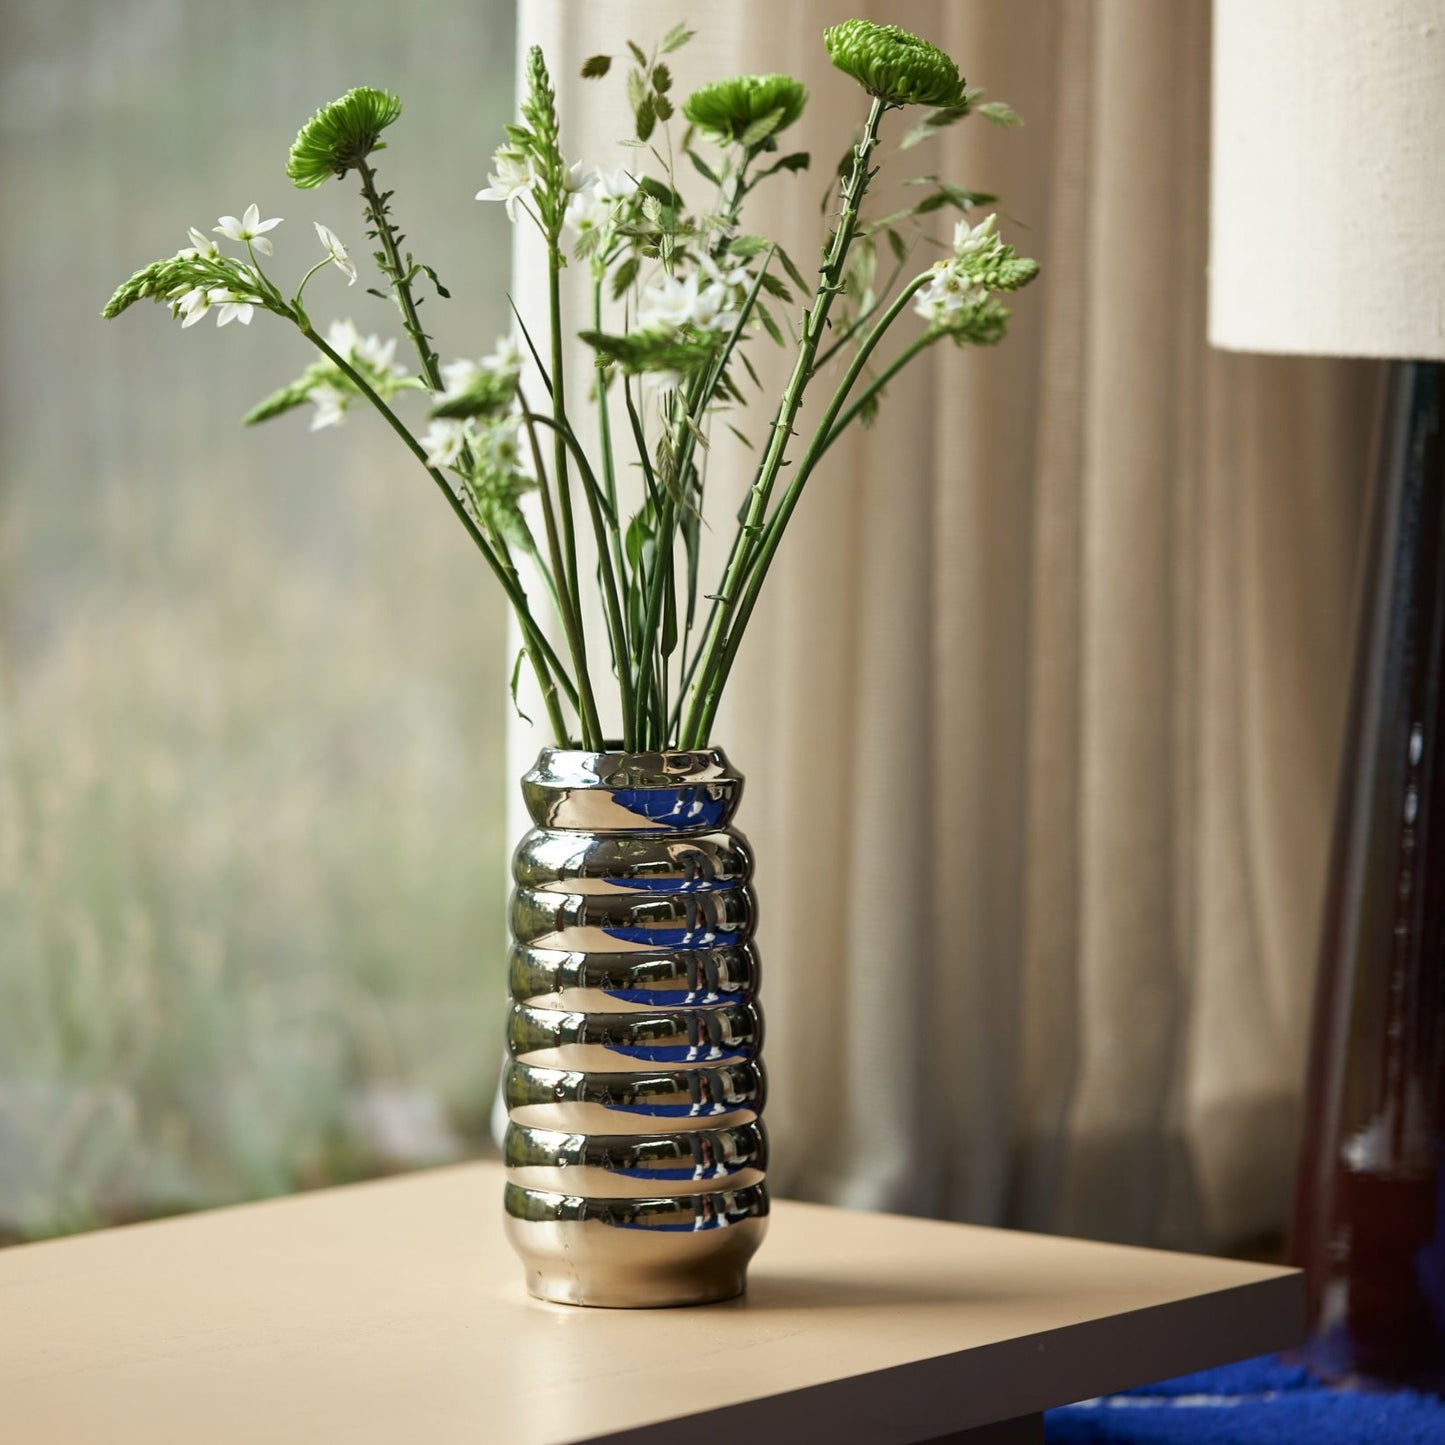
[1290,359,1445,1392]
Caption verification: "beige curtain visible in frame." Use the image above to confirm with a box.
[513,0,1376,1249]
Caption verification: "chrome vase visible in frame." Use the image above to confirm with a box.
[502,748,768,1307]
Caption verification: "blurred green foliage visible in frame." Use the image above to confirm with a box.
[0,0,519,1240]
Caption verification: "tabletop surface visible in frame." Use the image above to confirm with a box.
[0,1162,1302,1445]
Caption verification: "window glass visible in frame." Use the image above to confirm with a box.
[0,0,516,1241]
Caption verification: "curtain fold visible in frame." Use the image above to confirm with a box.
[512,0,1375,1249]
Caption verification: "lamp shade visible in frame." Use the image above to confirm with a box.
[1209,0,1445,359]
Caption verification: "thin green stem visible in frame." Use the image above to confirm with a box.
[593,281,628,595]
[679,97,890,747]
[688,278,932,744]
[546,249,602,748]
[516,392,601,745]
[356,158,442,390]
[524,409,636,749]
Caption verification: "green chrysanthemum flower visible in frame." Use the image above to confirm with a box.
[682,74,808,146]
[286,87,403,189]
[824,20,966,108]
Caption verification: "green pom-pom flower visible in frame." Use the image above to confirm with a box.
[823,20,966,108]
[682,74,808,146]
[286,87,403,188]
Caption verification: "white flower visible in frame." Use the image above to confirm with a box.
[178,226,219,261]
[326,317,361,356]
[476,150,535,222]
[439,358,482,401]
[595,167,640,202]
[638,272,702,331]
[326,318,401,376]
[565,188,612,237]
[913,265,984,323]
[176,287,210,328]
[314,222,357,285]
[637,268,740,335]
[693,284,740,334]
[309,384,348,431]
[699,253,750,294]
[355,332,398,372]
[565,165,639,238]
[952,212,999,260]
[214,203,282,256]
[480,414,527,475]
[421,417,469,468]
[482,336,521,376]
[209,288,255,327]
[561,160,596,197]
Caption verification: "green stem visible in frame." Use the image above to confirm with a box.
[687,278,932,745]
[517,393,601,745]
[593,281,628,595]
[679,97,890,747]
[356,158,442,390]
[524,409,636,750]
[301,324,573,743]
[546,249,602,748]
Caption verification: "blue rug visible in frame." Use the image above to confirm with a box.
[1044,1355,1445,1444]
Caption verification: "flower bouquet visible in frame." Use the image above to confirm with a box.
[105,18,1036,1306]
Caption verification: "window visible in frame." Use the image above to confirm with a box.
[1,0,517,1240]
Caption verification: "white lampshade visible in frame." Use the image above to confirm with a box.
[1209,0,1445,360]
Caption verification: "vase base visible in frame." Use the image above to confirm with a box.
[506,1213,767,1308]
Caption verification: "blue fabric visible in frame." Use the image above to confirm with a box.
[1044,1355,1445,1444]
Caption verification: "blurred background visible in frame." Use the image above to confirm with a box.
[0,0,517,1241]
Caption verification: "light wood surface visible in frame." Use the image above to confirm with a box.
[0,1162,1301,1444]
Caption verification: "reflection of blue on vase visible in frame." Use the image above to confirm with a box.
[502,748,768,1307]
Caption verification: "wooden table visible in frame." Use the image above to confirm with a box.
[0,1161,1301,1444]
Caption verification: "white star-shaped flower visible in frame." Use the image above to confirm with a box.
[952,213,999,260]
[313,222,357,285]
[476,150,535,222]
[176,287,211,328]
[208,288,255,326]
[214,203,282,256]
[309,384,348,431]
[421,417,469,468]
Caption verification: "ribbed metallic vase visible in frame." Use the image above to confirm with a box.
[503,748,768,1307]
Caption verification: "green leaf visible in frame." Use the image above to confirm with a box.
[728,234,771,259]
[660,22,696,53]
[886,227,909,264]
[774,244,811,294]
[626,67,646,112]
[738,107,785,149]
[635,95,657,142]
[978,100,1022,127]
[509,651,534,725]
[685,147,720,185]
[654,93,674,122]
[651,63,673,94]
[755,303,784,347]
[758,270,792,301]
[899,103,972,150]
[626,40,648,67]
[580,54,612,79]
[609,254,640,300]
[421,263,450,298]
[754,151,811,181]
